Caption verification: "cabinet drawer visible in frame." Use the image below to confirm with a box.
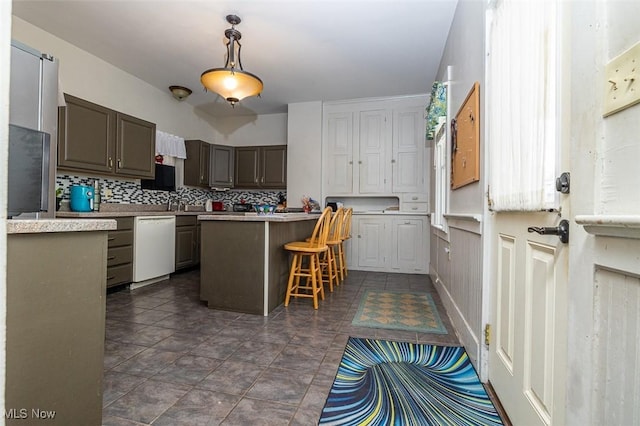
[401,202,429,213]
[106,263,132,288]
[107,246,133,267]
[401,193,428,202]
[176,215,197,227]
[108,229,133,248]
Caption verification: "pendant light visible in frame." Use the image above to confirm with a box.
[201,14,263,107]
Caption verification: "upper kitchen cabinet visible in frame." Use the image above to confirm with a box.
[115,113,156,178]
[234,145,287,189]
[184,140,210,187]
[58,94,155,179]
[323,97,427,197]
[324,109,391,194]
[391,106,426,194]
[209,144,234,188]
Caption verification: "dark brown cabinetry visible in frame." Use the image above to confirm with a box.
[58,93,155,179]
[184,140,210,187]
[175,215,199,270]
[209,144,234,188]
[234,145,287,189]
[107,217,134,288]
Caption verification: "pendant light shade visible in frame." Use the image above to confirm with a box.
[201,15,263,107]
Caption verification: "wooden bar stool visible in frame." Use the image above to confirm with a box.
[284,207,332,309]
[319,207,345,292]
[336,207,353,281]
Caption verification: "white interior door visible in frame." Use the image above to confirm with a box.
[486,1,569,424]
[490,211,568,426]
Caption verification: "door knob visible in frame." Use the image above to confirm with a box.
[527,219,569,244]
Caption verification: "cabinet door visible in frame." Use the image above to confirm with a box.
[391,218,425,272]
[175,226,197,270]
[199,142,210,186]
[234,147,260,188]
[324,111,354,194]
[210,144,234,187]
[392,106,426,193]
[261,145,287,188]
[58,94,114,173]
[184,140,204,187]
[115,112,155,178]
[359,109,391,193]
[356,216,387,270]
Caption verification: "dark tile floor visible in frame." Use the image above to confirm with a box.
[101,269,460,425]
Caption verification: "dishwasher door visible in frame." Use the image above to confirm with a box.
[133,216,176,283]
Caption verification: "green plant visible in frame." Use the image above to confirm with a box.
[55,187,64,198]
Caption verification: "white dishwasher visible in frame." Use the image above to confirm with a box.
[132,215,176,288]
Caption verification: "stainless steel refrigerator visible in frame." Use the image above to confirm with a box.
[8,40,58,218]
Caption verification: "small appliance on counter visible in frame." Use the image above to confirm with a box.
[213,201,225,211]
[233,203,254,212]
[69,185,93,212]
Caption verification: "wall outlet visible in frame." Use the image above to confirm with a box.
[104,188,113,200]
[604,40,640,117]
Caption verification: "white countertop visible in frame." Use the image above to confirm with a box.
[7,218,117,234]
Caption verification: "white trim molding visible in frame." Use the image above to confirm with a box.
[575,215,640,239]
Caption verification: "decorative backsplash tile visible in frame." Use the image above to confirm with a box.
[56,174,286,207]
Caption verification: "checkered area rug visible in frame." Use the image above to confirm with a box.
[351,290,447,334]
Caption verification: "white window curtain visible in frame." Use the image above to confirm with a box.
[155,130,187,159]
[487,0,557,211]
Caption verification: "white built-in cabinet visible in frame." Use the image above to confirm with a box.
[323,97,427,197]
[346,214,428,273]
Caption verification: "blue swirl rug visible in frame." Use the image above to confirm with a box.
[319,337,503,426]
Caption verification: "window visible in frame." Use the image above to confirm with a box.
[432,117,448,231]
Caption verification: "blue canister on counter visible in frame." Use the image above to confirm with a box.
[69,185,93,212]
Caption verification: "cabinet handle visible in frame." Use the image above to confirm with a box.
[411,207,418,210]
[405,221,411,225]
[107,276,115,280]
[357,235,361,238]
[107,256,116,260]
[358,160,362,164]
[117,159,122,169]
[349,160,353,165]
[108,157,113,168]
[412,196,418,200]
[391,159,396,163]
[108,237,116,241]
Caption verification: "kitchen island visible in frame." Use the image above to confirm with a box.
[6,218,116,425]
[198,213,318,315]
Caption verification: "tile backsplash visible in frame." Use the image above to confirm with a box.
[56,174,285,207]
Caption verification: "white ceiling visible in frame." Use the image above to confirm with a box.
[12,0,458,117]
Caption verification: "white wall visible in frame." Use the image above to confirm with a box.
[567,1,640,424]
[429,0,487,375]
[213,113,287,147]
[11,17,218,142]
[287,102,322,208]
[436,0,486,215]
[0,1,11,421]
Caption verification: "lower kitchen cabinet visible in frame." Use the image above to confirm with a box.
[348,214,428,273]
[107,217,133,288]
[391,217,426,273]
[175,215,199,270]
[355,216,388,271]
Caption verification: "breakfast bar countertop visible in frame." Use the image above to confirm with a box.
[197,212,319,222]
[7,218,117,234]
